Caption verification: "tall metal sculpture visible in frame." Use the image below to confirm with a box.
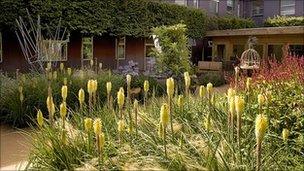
[15,10,69,72]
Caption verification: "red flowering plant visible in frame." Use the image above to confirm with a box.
[227,55,304,146]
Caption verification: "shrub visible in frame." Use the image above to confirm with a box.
[264,16,304,27]
[197,72,226,87]
[207,16,255,30]
[151,23,191,77]
[0,70,163,127]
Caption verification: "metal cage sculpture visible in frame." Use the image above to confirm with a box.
[240,37,260,70]
[15,10,69,72]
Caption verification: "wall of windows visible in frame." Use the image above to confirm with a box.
[289,45,304,57]
[252,0,264,16]
[210,0,219,14]
[0,32,2,63]
[81,37,93,65]
[116,37,126,60]
[280,0,295,15]
[227,0,235,13]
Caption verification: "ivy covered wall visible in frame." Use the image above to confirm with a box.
[0,0,254,38]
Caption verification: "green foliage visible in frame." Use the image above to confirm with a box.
[151,24,191,76]
[208,16,255,30]
[197,72,226,87]
[0,0,208,38]
[264,15,304,27]
[26,78,304,170]
[0,70,163,127]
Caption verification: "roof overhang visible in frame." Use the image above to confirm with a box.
[206,26,304,37]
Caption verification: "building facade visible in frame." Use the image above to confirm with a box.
[168,0,304,25]
[204,26,304,70]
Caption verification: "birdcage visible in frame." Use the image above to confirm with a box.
[240,37,260,70]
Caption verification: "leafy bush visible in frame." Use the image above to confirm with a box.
[228,56,304,145]
[152,24,191,77]
[0,69,163,127]
[208,16,255,30]
[264,16,304,27]
[197,72,226,87]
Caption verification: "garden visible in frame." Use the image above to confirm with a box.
[1,54,303,170]
[1,0,304,170]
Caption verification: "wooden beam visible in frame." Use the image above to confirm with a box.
[206,26,304,37]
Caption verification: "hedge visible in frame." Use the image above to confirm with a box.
[207,16,255,30]
[264,16,304,27]
[0,0,208,38]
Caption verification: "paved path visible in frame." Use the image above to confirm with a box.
[0,125,32,170]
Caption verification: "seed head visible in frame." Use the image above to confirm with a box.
[84,118,93,132]
[92,80,98,92]
[60,102,67,119]
[235,96,245,114]
[98,133,105,151]
[117,88,125,109]
[87,80,94,94]
[63,78,68,85]
[93,118,102,136]
[106,82,112,95]
[160,103,170,127]
[229,96,235,116]
[255,114,268,144]
[53,71,57,80]
[177,95,184,108]
[37,109,44,127]
[126,74,132,86]
[61,85,68,101]
[144,80,149,92]
[78,88,85,104]
[166,77,175,97]
[67,68,72,76]
[60,63,64,71]
[207,83,213,94]
[133,99,139,111]
[199,85,206,98]
[184,72,191,88]
[258,94,265,107]
[117,120,125,133]
[282,128,289,142]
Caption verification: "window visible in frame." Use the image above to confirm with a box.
[210,0,219,14]
[281,0,295,16]
[268,45,283,61]
[81,37,93,61]
[227,0,234,13]
[116,37,125,60]
[254,44,264,59]
[174,0,186,6]
[0,32,2,63]
[289,45,304,57]
[40,39,68,61]
[145,38,154,58]
[191,0,199,8]
[233,45,245,59]
[216,44,226,61]
[252,0,263,16]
